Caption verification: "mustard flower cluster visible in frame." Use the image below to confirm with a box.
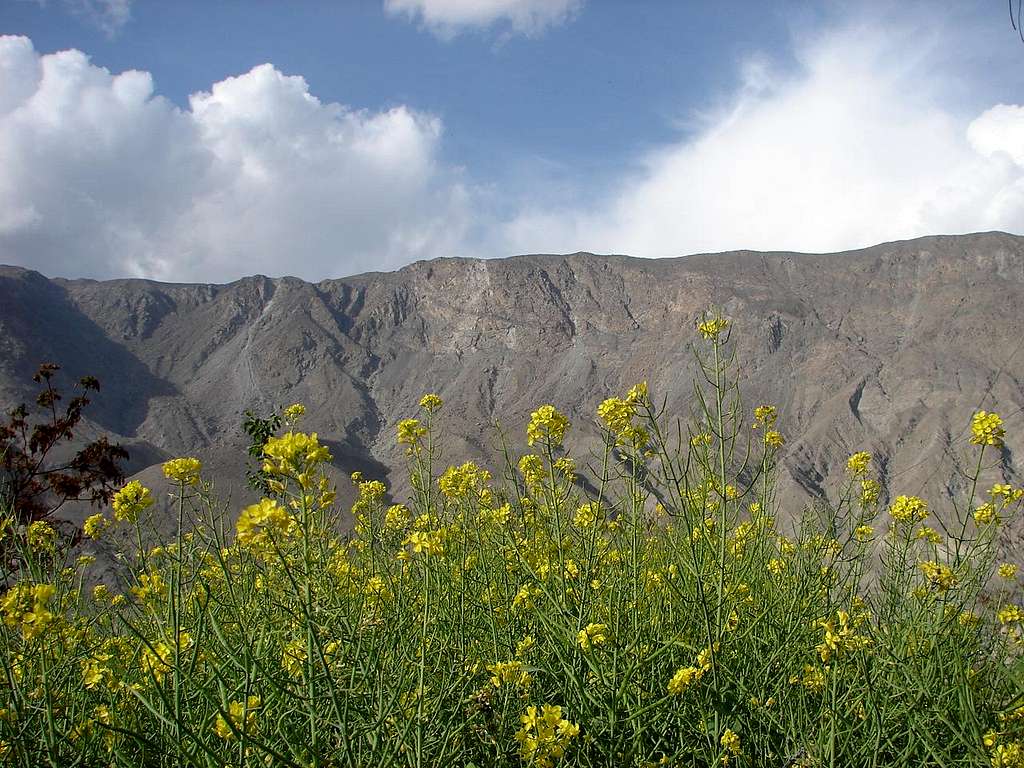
[919,560,957,591]
[576,623,609,651]
[111,479,156,523]
[25,520,55,551]
[846,451,872,477]
[816,610,871,663]
[438,461,491,501]
[697,314,731,341]
[419,393,443,413]
[397,418,428,449]
[236,498,297,556]
[262,431,331,477]
[162,457,202,486]
[526,404,570,448]
[1,582,56,640]
[720,729,742,765]
[215,696,260,741]
[283,403,306,424]
[597,383,650,449]
[889,495,928,524]
[515,704,580,768]
[970,410,1005,447]
[487,660,532,690]
[667,646,715,695]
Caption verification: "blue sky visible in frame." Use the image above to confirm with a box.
[3,1,1024,282]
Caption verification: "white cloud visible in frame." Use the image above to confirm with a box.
[0,36,471,282]
[383,0,581,39]
[66,0,132,37]
[499,21,1024,258]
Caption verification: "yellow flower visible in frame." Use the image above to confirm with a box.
[576,623,609,651]
[916,526,942,544]
[854,525,874,542]
[515,704,579,768]
[397,418,428,446]
[518,454,546,488]
[573,502,602,528]
[626,381,649,405]
[111,480,155,523]
[765,430,785,448]
[970,410,1005,447]
[488,660,532,689]
[690,432,713,448]
[438,461,490,500]
[754,404,778,425]
[974,502,999,526]
[130,571,166,602]
[262,432,330,476]
[667,665,701,695]
[283,403,306,424]
[919,560,957,591]
[998,605,1024,624]
[859,479,881,506]
[768,558,787,575]
[889,495,928,524]
[26,521,56,551]
[527,404,570,448]
[1,583,56,640]
[419,393,443,413]
[215,696,260,740]
[721,729,742,759]
[999,563,1018,580]
[236,498,297,556]
[516,635,536,657]
[846,452,872,476]
[162,457,202,485]
[792,664,826,692]
[83,513,108,540]
[697,314,730,341]
[404,529,445,557]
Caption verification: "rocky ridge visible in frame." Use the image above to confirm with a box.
[1,232,1023,556]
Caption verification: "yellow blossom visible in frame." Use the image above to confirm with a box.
[527,404,570,448]
[846,452,872,476]
[515,704,580,768]
[215,696,260,740]
[974,502,999,526]
[889,495,928,524]
[697,314,730,341]
[397,418,427,446]
[236,498,296,556]
[26,521,56,551]
[919,560,957,591]
[576,623,608,650]
[162,457,202,486]
[970,410,1005,447]
[283,403,305,424]
[488,660,532,689]
[419,393,443,413]
[83,513,108,540]
[721,729,742,760]
[999,563,1018,580]
[262,432,331,476]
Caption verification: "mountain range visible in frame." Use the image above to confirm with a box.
[2,231,1023,557]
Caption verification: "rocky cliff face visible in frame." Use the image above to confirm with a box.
[2,232,1023,549]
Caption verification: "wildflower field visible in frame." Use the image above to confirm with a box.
[2,314,1024,767]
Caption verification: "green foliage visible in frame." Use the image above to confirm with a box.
[1,315,1023,767]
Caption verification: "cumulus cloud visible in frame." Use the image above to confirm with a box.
[383,0,581,39]
[499,22,1024,258]
[0,35,471,282]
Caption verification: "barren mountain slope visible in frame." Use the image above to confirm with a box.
[1,232,1023,552]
